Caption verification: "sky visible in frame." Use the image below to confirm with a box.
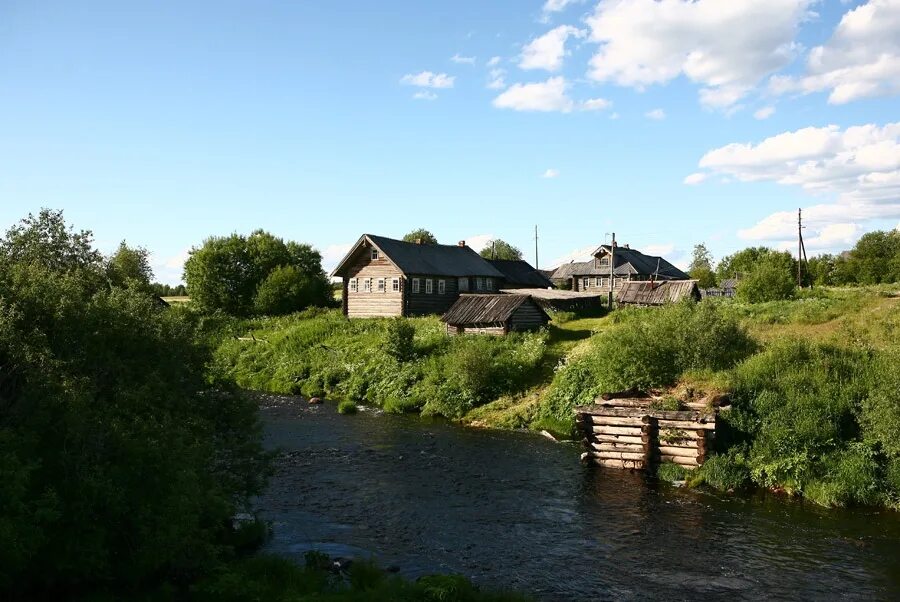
[1,0,898,284]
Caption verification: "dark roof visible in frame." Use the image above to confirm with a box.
[720,278,739,290]
[489,259,554,288]
[332,234,504,278]
[551,245,689,281]
[616,280,701,305]
[442,294,549,325]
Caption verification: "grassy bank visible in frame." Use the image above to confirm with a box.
[215,287,900,509]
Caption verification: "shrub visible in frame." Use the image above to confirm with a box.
[337,400,358,415]
[656,462,687,482]
[385,317,416,362]
[694,448,751,491]
[736,259,796,303]
[253,265,320,316]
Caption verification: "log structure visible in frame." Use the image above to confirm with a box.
[575,397,716,471]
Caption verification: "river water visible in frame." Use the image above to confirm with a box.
[258,396,900,601]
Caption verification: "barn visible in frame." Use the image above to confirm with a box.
[442,294,550,336]
[615,280,701,306]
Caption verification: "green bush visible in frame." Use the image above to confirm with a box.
[337,400,358,415]
[253,264,321,316]
[656,462,688,482]
[693,448,751,491]
[385,317,416,362]
[736,258,797,303]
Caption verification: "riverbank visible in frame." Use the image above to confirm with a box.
[213,286,900,509]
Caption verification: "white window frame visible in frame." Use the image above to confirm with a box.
[363,278,372,292]
[370,248,379,260]
[392,278,400,292]
[476,277,484,291]
[412,278,420,293]
[425,279,433,294]
[582,277,589,290]
[438,279,446,294]
[459,277,469,292]
[377,278,385,293]
[349,278,358,293]
[486,278,494,291]
[595,277,602,287]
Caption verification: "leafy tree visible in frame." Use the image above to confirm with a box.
[688,243,716,288]
[844,230,900,284]
[385,317,415,362]
[0,211,269,597]
[736,255,797,302]
[254,265,324,316]
[401,228,438,245]
[150,282,188,297]
[479,239,522,261]
[106,241,153,289]
[184,230,330,316]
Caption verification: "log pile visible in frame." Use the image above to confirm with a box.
[575,397,716,471]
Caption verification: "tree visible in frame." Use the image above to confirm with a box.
[844,230,900,284]
[106,241,153,289]
[479,239,522,261]
[253,265,322,316]
[736,254,797,302]
[717,246,796,283]
[183,230,331,316]
[402,229,438,245]
[0,211,269,596]
[688,243,716,288]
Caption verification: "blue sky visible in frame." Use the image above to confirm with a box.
[1,0,898,283]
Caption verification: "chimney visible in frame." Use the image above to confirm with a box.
[415,238,423,245]
[624,244,630,249]
[458,240,466,247]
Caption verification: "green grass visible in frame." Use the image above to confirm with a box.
[337,400,358,415]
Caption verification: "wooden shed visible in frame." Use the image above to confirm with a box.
[442,294,550,336]
[615,280,701,306]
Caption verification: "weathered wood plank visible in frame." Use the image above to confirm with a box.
[587,425,645,436]
[656,445,702,458]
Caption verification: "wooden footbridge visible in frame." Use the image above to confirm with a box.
[575,394,717,471]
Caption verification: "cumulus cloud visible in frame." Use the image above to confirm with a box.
[462,234,495,253]
[400,71,455,89]
[543,0,582,13]
[768,0,900,104]
[413,91,438,101]
[690,122,900,247]
[585,0,813,109]
[492,76,574,112]
[486,56,502,67]
[451,53,476,65]
[754,106,776,120]
[683,172,706,185]
[519,25,586,71]
[150,247,191,285]
[487,68,507,90]
[542,168,561,178]
[645,108,666,120]
[581,97,612,111]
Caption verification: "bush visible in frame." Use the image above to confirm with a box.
[693,448,751,491]
[385,317,416,362]
[656,462,688,482]
[337,400,358,415]
[253,265,322,316]
[736,255,797,303]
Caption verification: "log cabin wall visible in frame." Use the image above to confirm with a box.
[447,324,507,336]
[508,302,550,331]
[344,249,405,318]
[406,275,463,316]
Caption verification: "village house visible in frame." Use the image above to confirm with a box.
[487,259,554,289]
[442,294,550,336]
[551,243,689,293]
[331,234,506,318]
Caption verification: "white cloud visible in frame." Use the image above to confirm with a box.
[691,122,900,248]
[487,68,507,90]
[683,172,706,185]
[150,247,191,285]
[645,108,665,120]
[543,0,582,12]
[413,91,438,101]
[585,0,813,109]
[519,25,586,71]
[451,53,476,65]
[542,168,561,178]
[321,243,354,274]
[768,0,900,104]
[754,106,776,120]
[492,76,574,112]
[581,97,612,111]
[547,244,597,268]
[486,56,502,67]
[400,71,455,89]
[463,234,495,253]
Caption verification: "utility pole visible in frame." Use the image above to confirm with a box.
[798,208,804,287]
[608,232,616,309]
[534,225,539,269]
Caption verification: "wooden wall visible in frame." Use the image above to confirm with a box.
[344,248,404,318]
[406,274,464,316]
[446,324,506,336]
[508,302,549,331]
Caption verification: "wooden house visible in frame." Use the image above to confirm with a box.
[442,294,550,335]
[488,259,554,289]
[615,280,701,306]
[551,243,689,294]
[331,234,505,318]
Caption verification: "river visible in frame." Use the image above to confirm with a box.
[258,396,900,601]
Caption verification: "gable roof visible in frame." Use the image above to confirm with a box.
[550,245,689,281]
[331,234,504,278]
[616,280,701,305]
[488,259,554,288]
[442,294,550,325]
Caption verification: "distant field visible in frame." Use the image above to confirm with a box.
[162,296,190,304]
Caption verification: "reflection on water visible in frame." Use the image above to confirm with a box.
[258,397,900,601]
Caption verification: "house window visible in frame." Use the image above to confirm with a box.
[595,277,602,287]
[582,277,589,290]
[486,278,494,291]
[459,277,469,292]
[392,278,400,292]
[412,278,420,293]
[601,277,609,288]
[425,279,433,294]
[600,257,609,267]
[476,277,484,291]
[371,248,379,260]
[377,278,385,293]
[438,279,446,294]
[363,278,372,292]
[349,278,358,293]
